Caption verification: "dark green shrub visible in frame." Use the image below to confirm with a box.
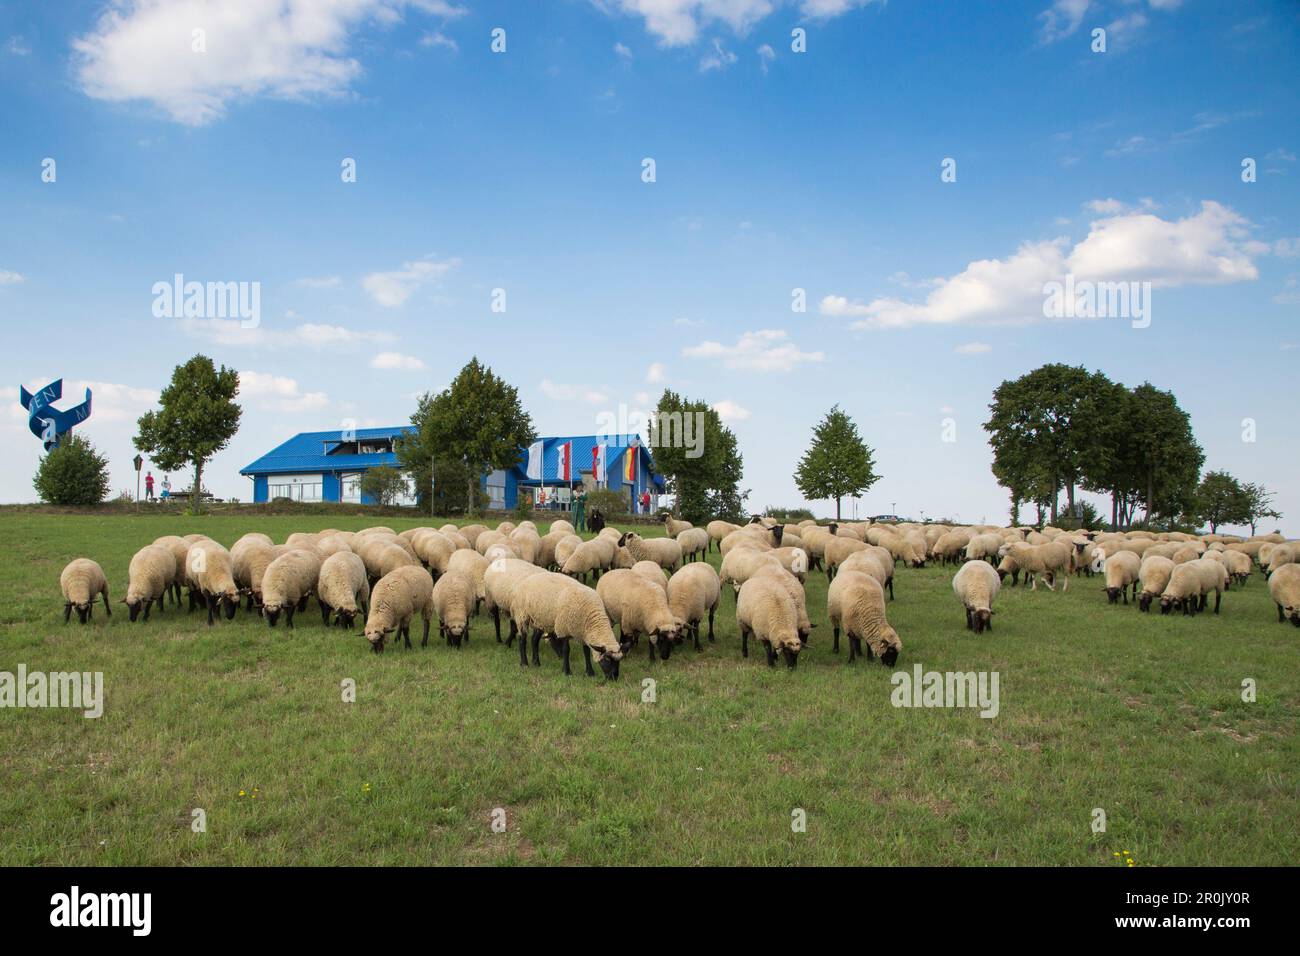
[33,435,111,506]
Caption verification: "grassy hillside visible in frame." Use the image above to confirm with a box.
[1,513,1296,865]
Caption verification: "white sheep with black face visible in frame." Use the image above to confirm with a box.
[60,558,111,624]
[513,572,628,678]
[736,576,804,670]
[433,570,477,647]
[364,566,435,653]
[1268,564,1300,626]
[952,559,1000,634]
[597,569,682,662]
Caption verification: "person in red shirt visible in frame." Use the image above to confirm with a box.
[144,471,155,501]
[640,491,650,514]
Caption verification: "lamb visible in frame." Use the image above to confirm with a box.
[483,557,545,643]
[446,549,490,605]
[667,562,721,650]
[123,545,177,622]
[827,570,901,664]
[662,513,694,537]
[720,548,784,595]
[513,572,628,677]
[597,569,682,661]
[260,549,323,628]
[617,532,683,571]
[952,559,1001,633]
[1268,564,1300,626]
[676,527,710,563]
[364,565,436,652]
[187,541,241,624]
[432,570,477,646]
[1136,556,1176,612]
[735,576,804,669]
[1101,550,1142,605]
[317,551,369,628]
[706,520,741,551]
[964,533,1004,565]
[60,558,110,624]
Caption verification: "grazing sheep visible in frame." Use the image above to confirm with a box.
[446,549,490,606]
[964,533,1003,565]
[932,529,974,566]
[1102,550,1142,605]
[952,559,1001,634]
[706,520,741,552]
[560,538,613,582]
[364,566,436,653]
[751,564,814,645]
[1160,558,1227,616]
[317,551,369,628]
[432,570,477,646]
[720,547,784,595]
[60,558,110,624]
[188,541,241,625]
[999,542,1072,592]
[514,572,628,677]
[508,526,542,565]
[458,524,490,548]
[597,569,682,661]
[676,527,710,563]
[720,529,773,556]
[1265,543,1298,578]
[232,538,277,609]
[242,543,291,612]
[630,560,669,594]
[549,519,575,536]
[769,547,810,582]
[735,576,803,669]
[1136,556,1176,612]
[475,529,511,557]
[617,532,683,571]
[537,529,570,569]
[151,535,190,604]
[123,545,177,622]
[824,536,868,580]
[662,514,694,537]
[359,541,418,586]
[1268,564,1300,626]
[410,529,456,578]
[261,549,323,628]
[667,562,721,650]
[1223,549,1253,587]
[840,549,894,600]
[827,570,901,664]
[484,557,545,644]
[552,533,585,570]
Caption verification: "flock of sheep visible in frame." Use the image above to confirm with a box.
[56,514,1300,680]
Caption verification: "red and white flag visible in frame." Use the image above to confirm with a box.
[592,443,607,486]
[557,441,573,481]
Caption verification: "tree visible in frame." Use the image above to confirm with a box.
[133,355,241,513]
[1126,383,1202,527]
[359,466,408,507]
[793,405,880,520]
[1193,471,1249,533]
[651,390,749,523]
[1240,482,1282,536]
[395,358,535,517]
[33,434,111,505]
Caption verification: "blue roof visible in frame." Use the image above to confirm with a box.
[240,426,414,476]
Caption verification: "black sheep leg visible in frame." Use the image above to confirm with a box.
[561,638,572,676]
[531,629,542,666]
[492,607,501,642]
[707,606,715,642]
[582,642,595,676]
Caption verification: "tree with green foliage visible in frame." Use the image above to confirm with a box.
[1126,383,1203,527]
[33,434,111,505]
[1192,470,1249,533]
[793,405,879,520]
[651,390,748,523]
[1240,482,1282,536]
[359,465,409,508]
[133,355,241,514]
[396,357,535,517]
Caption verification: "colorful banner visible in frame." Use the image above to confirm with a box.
[557,441,572,482]
[592,443,607,486]
[623,444,636,483]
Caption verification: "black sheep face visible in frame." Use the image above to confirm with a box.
[780,646,799,669]
[70,602,91,624]
[222,594,239,619]
[771,526,785,546]
[1106,587,1121,604]
[445,622,467,647]
[1159,597,1175,615]
[880,646,900,667]
[367,630,390,654]
[616,532,631,547]
[597,651,621,679]
[126,600,143,622]
[972,609,991,634]
[264,606,283,627]
[334,609,356,629]
[1138,593,1154,612]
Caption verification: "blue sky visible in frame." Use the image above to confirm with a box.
[1,0,1296,530]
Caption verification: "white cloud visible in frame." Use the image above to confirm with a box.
[370,351,426,370]
[1273,238,1300,258]
[683,329,824,372]
[645,362,667,383]
[603,1,878,46]
[0,270,24,285]
[954,342,992,355]
[614,41,632,58]
[362,257,458,307]
[757,43,774,73]
[6,36,31,56]
[73,0,457,126]
[419,31,458,52]
[1037,0,1091,42]
[238,370,329,413]
[540,379,610,404]
[180,318,395,349]
[699,38,737,72]
[294,275,342,289]
[822,201,1261,329]
[20,378,159,425]
[712,399,751,422]
[1085,198,1126,215]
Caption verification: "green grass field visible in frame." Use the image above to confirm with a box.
[1,512,1296,866]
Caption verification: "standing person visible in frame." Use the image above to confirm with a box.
[640,490,650,515]
[160,475,171,501]
[144,471,155,501]
[573,487,586,533]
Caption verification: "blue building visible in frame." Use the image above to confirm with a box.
[240,428,665,510]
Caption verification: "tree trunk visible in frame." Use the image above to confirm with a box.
[1066,481,1076,520]
[835,496,842,521]
[1110,491,1118,532]
[1147,467,1155,528]
[467,471,476,517]
[193,459,203,514]
[1050,479,1059,523]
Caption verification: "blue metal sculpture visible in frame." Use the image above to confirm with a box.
[19,380,92,451]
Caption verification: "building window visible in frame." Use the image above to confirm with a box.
[341,473,362,503]
[267,474,323,502]
[486,470,506,509]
